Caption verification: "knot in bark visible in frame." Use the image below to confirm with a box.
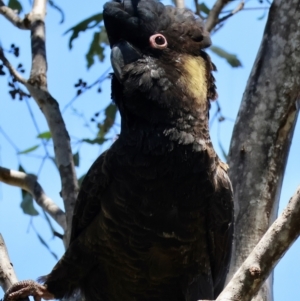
[249,266,261,277]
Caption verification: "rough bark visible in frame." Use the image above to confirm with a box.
[213,186,300,301]
[227,1,300,300]
[0,235,18,293]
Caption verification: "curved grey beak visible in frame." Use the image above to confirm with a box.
[111,40,142,82]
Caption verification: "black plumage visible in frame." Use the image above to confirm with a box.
[4,1,233,301]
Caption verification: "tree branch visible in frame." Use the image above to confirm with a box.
[26,0,78,244]
[205,0,230,32]
[227,0,300,300]
[215,186,300,301]
[0,1,29,29]
[0,0,78,244]
[174,0,185,9]
[0,167,67,231]
[0,48,27,85]
[217,1,244,25]
[0,234,18,293]
[205,0,245,33]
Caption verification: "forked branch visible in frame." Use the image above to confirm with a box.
[205,0,229,32]
[0,0,78,243]
[0,0,29,29]
[215,186,300,301]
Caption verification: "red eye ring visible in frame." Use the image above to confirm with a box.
[149,34,168,49]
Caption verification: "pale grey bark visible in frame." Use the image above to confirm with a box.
[205,0,229,32]
[227,0,300,301]
[0,167,66,231]
[1,0,300,300]
[0,0,29,29]
[174,0,185,9]
[0,235,18,293]
[205,0,245,33]
[213,186,300,301]
[0,0,78,244]
[27,0,78,243]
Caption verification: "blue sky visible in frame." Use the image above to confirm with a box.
[0,0,299,299]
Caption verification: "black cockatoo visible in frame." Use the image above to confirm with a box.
[4,1,233,301]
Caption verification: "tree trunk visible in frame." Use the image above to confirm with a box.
[227,0,300,300]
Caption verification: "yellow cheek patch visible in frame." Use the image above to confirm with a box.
[180,55,207,104]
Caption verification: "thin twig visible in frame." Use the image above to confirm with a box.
[214,186,300,301]
[0,166,67,231]
[0,234,18,293]
[62,66,111,113]
[194,0,199,15]
[205,0,230,32]
[217,1,245,24]
[0,1,29,29]
[0,48,27,85]
[220,6,270,14]
[0,126,19,152]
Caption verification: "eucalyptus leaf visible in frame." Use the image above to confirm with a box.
[73,152,80,167]
[210,46,242,68]
[86,31,106,68]
[37,131,52,140]
[18,145,39,154]
[8,0,22,13]
[82,137,108,145]
[97,103,117,139]
[48,0,65,23]
[20,190,39,216]
[198,2,210,15]
[35,232,58,260]
[65,13,103,49]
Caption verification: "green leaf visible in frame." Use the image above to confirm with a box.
[8,0,22,13]
[43,210,56,237]
[97,103,117,139]
[86,31,106,68]
[18,145,39,154]
[210,46,242,68]
[37,131,52,140]
[19,165,39,216]
[35,231,58,260]
[198,2,210,15]
[82,137,108,145]
[48,0,65,24]
[65,13,103,49]
[73,152,80,167]
[85,26,108,68]
[19,165,25,173]
[20,191,39,216]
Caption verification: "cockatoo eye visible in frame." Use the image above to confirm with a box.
[149,34,168,49]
